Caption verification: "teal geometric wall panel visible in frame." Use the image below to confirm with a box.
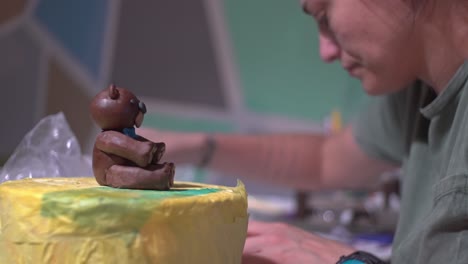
[223,0,367,122]
[144,112,234,133]
[34,0,109,81]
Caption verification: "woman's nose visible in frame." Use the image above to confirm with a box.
[319,33,340,63]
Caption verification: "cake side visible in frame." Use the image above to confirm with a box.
[0,177,248,264]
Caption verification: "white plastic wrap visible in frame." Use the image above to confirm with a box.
[0,112,92,183]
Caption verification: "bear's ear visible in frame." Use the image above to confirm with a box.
[109,84,119,100]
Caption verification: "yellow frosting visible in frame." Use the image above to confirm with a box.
[0,178,248,264]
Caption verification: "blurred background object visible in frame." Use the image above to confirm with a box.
[0,0,366,163]
[0,0,395,258]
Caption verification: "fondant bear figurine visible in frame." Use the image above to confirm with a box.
[90,84,175,190]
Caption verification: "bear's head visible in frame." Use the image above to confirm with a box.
[90,84,147,130]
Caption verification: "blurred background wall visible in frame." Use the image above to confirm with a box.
[0,2,399,252]
[0,0,367,165]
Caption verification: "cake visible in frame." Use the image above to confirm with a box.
[0,177,248,264]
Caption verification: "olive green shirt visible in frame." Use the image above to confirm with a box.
[353,61,468,263]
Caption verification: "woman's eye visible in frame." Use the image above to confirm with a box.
[317,13,329,29]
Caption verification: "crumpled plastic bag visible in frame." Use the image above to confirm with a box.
[0,112,93,183]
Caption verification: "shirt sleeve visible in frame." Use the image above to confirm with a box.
[351,88,412,165]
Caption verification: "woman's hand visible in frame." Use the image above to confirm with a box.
[243,221,354,264]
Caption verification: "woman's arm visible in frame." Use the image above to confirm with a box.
[138,125,398,191]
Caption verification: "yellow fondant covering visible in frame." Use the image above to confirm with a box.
[0,178,248,264]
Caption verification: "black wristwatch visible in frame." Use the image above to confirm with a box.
[336,251,386,264]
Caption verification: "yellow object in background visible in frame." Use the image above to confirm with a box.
[330,109,343,133]
[0,178,248,264]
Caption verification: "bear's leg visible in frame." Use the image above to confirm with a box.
[106,163,175,190]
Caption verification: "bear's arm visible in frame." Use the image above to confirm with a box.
[95,130,155,167]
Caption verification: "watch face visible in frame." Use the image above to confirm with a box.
[337,251,384,264]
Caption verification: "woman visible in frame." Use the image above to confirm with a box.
[139,0,468,262]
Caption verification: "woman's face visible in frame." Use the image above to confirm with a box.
[302,0,423,95]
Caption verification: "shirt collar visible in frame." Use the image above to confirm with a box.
[420,60,468,119]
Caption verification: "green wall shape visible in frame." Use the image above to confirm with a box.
[144,112,235,133]
[223,0,367,122]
